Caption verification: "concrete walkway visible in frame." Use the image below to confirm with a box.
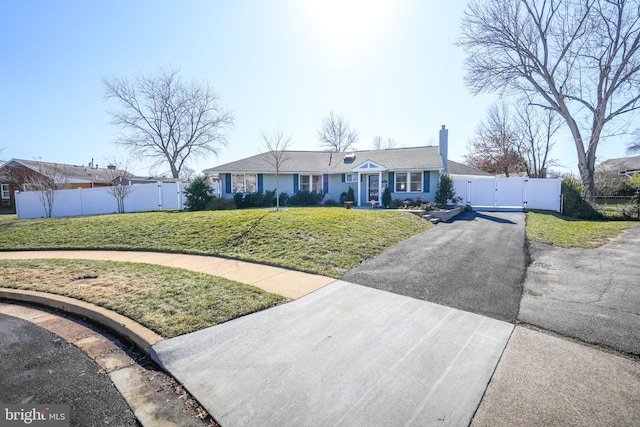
[0,251,334,300]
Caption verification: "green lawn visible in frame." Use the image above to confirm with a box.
[526,211,639,248]
[0,259,285,338]
[0,208,432,278]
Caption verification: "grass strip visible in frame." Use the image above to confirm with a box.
[526,211,639,248]
[0,259,286,338]
[0,208,432,277]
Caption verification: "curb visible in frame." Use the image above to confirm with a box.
[0,288,163,355]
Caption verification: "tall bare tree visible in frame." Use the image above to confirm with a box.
[465,103,528,176]
[458,0,640,197]
[371,135,398,150]
[515,102,562,177]
[262,128,292,211]
[318,112,358,152]
[628,129,640,154]
[103,68,234,178]
[24,162,70,218]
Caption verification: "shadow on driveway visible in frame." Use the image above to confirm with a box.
[342,211,527,323]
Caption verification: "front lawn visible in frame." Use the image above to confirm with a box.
[0,259,285,338]
[526,211,639,248]
[0,208,432,277]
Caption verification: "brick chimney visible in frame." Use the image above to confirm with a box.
[439,125,448,174]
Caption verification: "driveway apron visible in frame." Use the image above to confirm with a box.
[342,211,527,323]
[152,281,513,427]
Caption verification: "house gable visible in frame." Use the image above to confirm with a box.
[352,160,387,172]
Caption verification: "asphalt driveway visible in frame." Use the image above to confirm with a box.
[519,226,640,356]
[342,210,527,323]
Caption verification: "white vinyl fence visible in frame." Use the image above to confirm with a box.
[453,177,561,212]
[15,182,187,219]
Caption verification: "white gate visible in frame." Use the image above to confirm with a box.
[453,177,561,212]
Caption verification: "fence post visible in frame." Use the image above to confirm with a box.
[78,187,84,215]
[155,181,161,210]
[523,178,528,209]
[176,182,182,210]
[14,191,21,219]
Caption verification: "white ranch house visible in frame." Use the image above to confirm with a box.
[204,127,492,206]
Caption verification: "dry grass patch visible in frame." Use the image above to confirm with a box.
[0,259,286,338]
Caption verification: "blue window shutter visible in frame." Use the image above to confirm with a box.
[389,172,394,192]
[323,174,329,193]
[257,174,264,193]
[293,174,299,193]
[423,171,431,193]
[225,173,231,194]
[341,174,345,183]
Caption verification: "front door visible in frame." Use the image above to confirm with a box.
[368,175,379,202]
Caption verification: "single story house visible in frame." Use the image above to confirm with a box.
[0,158,131,212]
[204,127,492,206]
[596,156,640,177]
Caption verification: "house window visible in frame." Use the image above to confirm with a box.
[231,173,257,193]
[345,174,357,183]
[395,172,422,192]
[300,175,323,192]
[1,184,9,199]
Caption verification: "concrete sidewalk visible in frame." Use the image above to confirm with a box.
[0,250,334,300]
[152,281,514,427]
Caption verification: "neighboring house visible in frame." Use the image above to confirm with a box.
[204,127,492,206]
[596,156,640,177]
[0,158,131,212]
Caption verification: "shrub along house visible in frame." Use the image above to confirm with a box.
[204,127,492,206]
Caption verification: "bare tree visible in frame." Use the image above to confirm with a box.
[515,102,562,178]
[101,160,135,214]
[465,103,528,176]
[318,112,358,152]
[628,129,640,154]
[0,149,10,182]
[371,135,398,150]
[262,128,292,211]
[103,67,234,178]
[458,0,640,198]
[24,163,70,218]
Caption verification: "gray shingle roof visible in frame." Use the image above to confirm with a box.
[204,146,491,176]
[7,159,132,184]
[596,156,640,174]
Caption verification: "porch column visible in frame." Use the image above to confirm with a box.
[357,172,361,207]
[378,171,382,204]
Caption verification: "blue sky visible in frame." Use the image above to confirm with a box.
[0,0,634,177]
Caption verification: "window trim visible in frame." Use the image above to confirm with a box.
[345,174,358,183]
[1,184,9,200]
[394,171,423,193]
[300,174,323,192]
[231,173,258,193]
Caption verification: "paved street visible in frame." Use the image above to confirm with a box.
[342,211,527,322]
[0,313,139,426]
[520,226,640,355]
